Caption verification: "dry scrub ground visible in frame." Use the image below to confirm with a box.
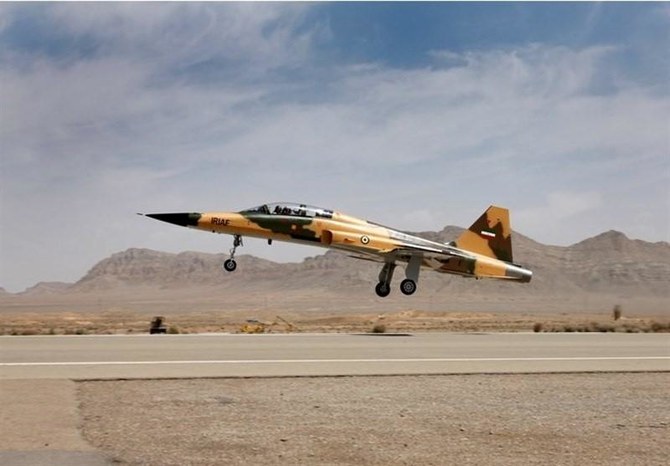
[78,373,670,465]
[1,309,668,335]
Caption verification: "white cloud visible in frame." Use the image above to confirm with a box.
[48,3,316,73]
[516,191,604,244]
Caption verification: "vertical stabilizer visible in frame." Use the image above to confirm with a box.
[454,206,514,263]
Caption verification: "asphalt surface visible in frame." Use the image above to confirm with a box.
[1,332,668,379]
[1,332,668,465]
[0,379,111,466]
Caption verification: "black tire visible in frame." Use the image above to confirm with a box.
[223,259,237,272]
[375,282,391,298]
[400,279,417,296]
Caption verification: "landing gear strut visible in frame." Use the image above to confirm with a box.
[400,254,422,296]
[375,262,396,297]
[223,235,243,272]
[374,255,421,297]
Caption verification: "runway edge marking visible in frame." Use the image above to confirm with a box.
[3,356,669,367]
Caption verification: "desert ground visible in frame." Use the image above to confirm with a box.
[1,308,669,336]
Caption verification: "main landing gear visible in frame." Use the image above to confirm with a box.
[375,262,395,297]
[374,254,422,297]
[400,278,417,295]
[223,235,243,272]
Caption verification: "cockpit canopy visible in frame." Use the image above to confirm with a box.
[241,202,334,219]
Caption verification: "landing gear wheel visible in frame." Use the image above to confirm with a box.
[224,235,243,272]
[400,279,417,296]
[375,282,391,298]
[223,259,237,272]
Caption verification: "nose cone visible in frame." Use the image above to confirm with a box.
[144,212,202,227]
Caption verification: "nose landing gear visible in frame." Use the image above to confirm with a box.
[223,235,243,272]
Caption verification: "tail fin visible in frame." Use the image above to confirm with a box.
[453,206,514,263]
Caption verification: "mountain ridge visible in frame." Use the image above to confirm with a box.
[4,229,668,304]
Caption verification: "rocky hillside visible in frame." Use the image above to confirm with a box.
[62,229,670,297]
[72,249,280,290]
[18,282,72,296]
[3,228,668,313]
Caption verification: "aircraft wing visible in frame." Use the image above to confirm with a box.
[348,242,472,264]
[388,243,472,261]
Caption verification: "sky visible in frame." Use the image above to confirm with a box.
[1,2,668,292]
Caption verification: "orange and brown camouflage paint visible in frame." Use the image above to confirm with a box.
[145,203,532,285]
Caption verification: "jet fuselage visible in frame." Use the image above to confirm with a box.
[144,202,532,297]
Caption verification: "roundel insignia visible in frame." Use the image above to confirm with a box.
[361,235,370,244]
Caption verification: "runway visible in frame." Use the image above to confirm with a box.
[2,332,668,379]
[1,333,668,465]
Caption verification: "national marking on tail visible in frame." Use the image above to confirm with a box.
[454,205,514,263]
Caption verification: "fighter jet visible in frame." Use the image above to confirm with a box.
[141,203,532,297]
